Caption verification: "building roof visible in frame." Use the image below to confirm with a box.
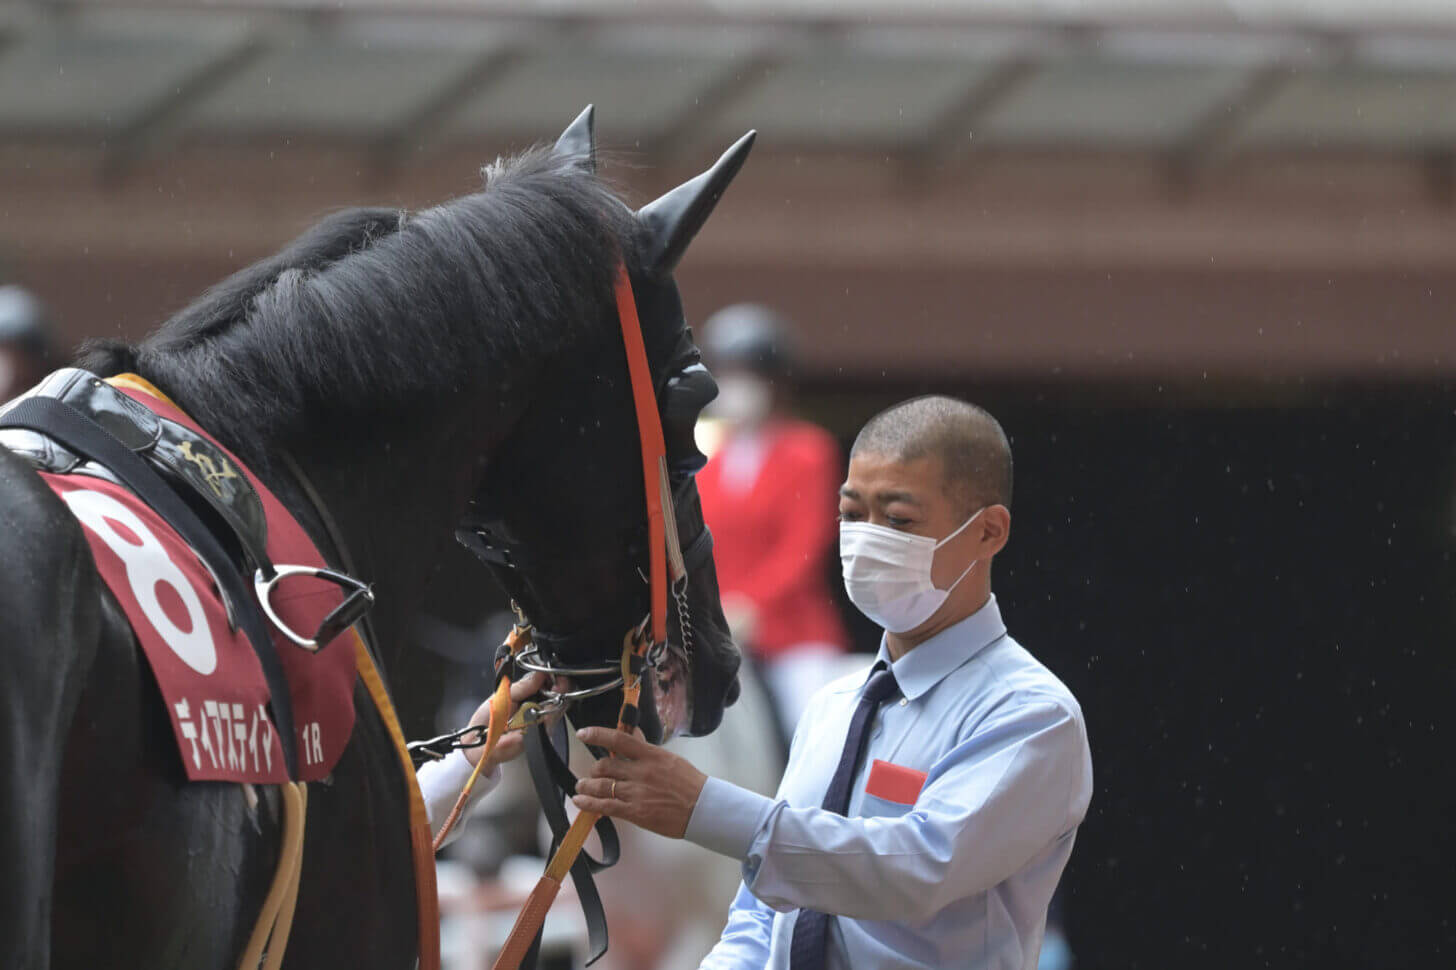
[6,3,1456,167]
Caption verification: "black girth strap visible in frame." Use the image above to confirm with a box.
[0,396,301,779]
[524,720,619,966]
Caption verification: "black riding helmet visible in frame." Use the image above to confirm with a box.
[0,285,51,356]
[701,303,798,379]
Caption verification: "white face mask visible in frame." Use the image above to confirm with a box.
[706,374,771,424]
[840,509,983,633]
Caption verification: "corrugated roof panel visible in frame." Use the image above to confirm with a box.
[1236,67,1456,148]
[980,59,1255,147]
[0,14,248,135]
[446,29,749,145]
[187,22,507,137]
[709,51,999,148]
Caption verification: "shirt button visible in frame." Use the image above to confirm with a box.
[899,698,908,707]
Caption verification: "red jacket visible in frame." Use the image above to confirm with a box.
[697,419,849,659]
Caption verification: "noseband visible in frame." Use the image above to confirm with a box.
[458,509,714,724]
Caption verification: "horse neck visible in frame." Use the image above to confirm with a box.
[259,402,513,671]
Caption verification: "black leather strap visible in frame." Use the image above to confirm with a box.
[0,396,300,779]
[525,720,618,966]
[526,720,621,873]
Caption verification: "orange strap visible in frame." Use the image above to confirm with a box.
[355,633,441,970]
[492,875,564,970]
[431,674,511,852]
[493,267,668,970]
[432,622,532,851]
[613,265,668,646]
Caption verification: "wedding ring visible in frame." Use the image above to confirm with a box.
[611,780,618,800]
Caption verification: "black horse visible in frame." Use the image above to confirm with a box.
[0,110,746,969]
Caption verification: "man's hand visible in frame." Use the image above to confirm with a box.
[462,670,548,770]
[571,726,709,839]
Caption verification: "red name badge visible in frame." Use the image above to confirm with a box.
[866,759,927,805]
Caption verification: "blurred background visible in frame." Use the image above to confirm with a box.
[3,0,1453,966]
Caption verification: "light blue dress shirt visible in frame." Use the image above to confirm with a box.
[687,596,1092,970]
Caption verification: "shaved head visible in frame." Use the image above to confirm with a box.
[852,395,1012,514]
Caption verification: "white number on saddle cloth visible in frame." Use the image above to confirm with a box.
[62,487,218,675]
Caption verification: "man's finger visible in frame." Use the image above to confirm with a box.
[573,777,621,800]
[577,726,652,757]
[572,794,627,818]
[491,733,523,761]
[509,671,548,703]
[586,757,632,781]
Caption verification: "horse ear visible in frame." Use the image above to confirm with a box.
[662,363,718,476]
[554,105,597,173]
[637,130,756,275]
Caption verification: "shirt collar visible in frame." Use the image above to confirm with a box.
[872,595,1008,701]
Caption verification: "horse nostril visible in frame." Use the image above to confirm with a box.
[724,678,741,706]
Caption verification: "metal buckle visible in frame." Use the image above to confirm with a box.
[514,641,622,678]
[253,564,375,651]
[407,724,489,763]
[510,694,567,730]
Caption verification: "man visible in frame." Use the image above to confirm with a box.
[696,304,851,734]
[573,395,1092,969]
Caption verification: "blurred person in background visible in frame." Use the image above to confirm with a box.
[0,285,53,402]
[697,304,853,737]
[574,396,1092,970]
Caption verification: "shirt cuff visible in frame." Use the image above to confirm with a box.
[418,749,501,841]
[685,776,775,861]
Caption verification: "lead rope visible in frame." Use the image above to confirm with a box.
[492,626,651,970]
[431,623,531,851]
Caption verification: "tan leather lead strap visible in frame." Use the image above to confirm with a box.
[494,631,648,970]
[261,783,308,970]
[237,781,306,970]
[432,673,513,852]
[493,875,564,970]
[433,623,532,850]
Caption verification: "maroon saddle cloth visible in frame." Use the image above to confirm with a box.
[29,376,359,783]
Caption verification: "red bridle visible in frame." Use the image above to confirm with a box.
[430,261,685,970]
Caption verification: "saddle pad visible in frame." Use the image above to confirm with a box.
[39,387,357,783]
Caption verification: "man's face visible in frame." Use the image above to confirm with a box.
[839,450,979,590]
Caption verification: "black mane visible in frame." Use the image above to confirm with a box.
[78,148,643,452]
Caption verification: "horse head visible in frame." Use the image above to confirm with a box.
[464,107,748,741]
[75,107,750,744]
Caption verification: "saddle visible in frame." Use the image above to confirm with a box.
[0,368,362,784]
[2,369,445,970]
[2,368,273,575]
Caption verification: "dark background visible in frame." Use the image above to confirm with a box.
[808,378,1456,967]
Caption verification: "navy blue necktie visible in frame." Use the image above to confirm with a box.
[788,663,901,970]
